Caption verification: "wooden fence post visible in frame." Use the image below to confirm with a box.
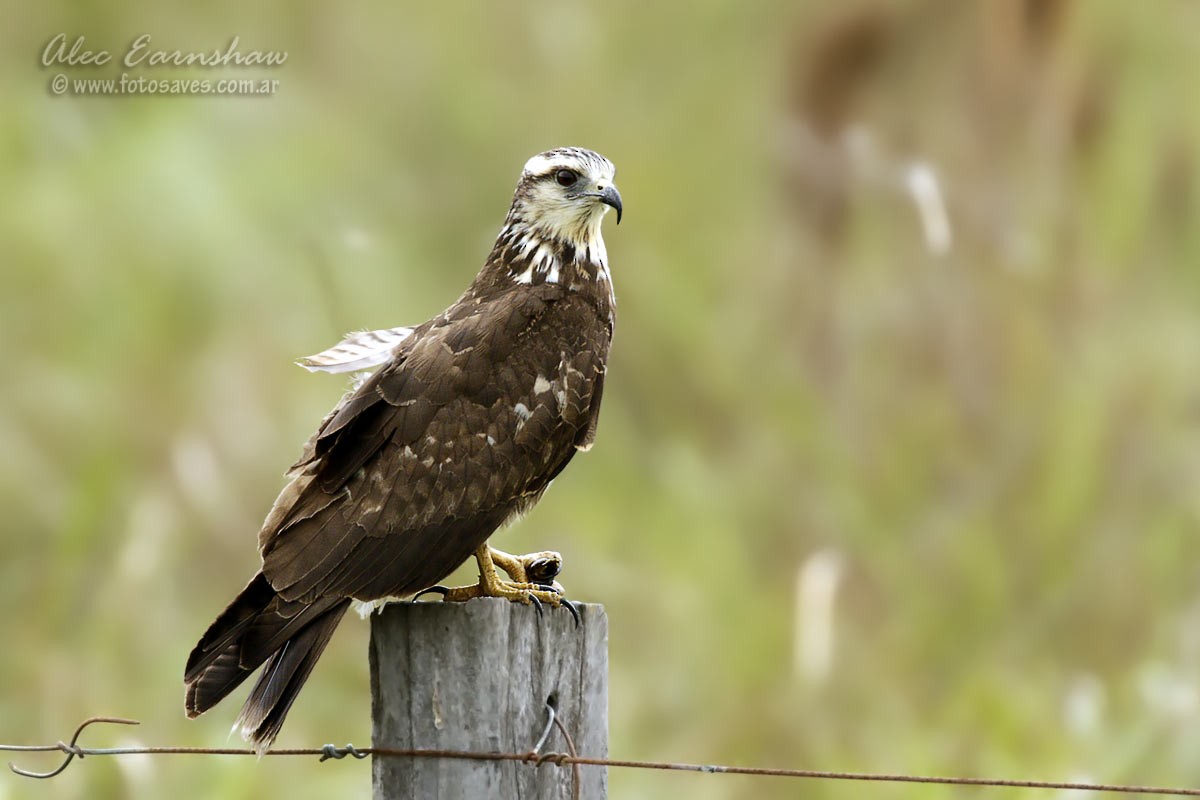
[370,597,608,799]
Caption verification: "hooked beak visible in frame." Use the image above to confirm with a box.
[598,184,623,224]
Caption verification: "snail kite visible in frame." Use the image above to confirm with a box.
[183,148,622,749]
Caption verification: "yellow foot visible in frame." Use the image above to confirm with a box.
[489,547,563,585]
[437,579,566,606]
[414,544,579,625]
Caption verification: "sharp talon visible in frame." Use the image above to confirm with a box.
[527,592,544,618]
[411,585,449,602]
[560,598,581,628]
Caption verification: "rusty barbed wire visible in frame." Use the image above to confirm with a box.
[6,715,1200,796]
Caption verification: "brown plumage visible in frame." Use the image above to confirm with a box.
[184,148,621,749]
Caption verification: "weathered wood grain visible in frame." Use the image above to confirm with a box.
[371,598,607,799]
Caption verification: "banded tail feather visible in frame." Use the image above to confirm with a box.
[183,573,349,750]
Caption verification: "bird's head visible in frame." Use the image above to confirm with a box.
[509,147,622,247]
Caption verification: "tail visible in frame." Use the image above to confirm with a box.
[184,572,350,751]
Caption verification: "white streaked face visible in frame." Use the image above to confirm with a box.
[516,148,620,244]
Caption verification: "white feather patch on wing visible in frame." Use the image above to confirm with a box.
[296,326,414,373]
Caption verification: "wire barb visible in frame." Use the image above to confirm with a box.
[7,716,140,779]
[318,744,367,762]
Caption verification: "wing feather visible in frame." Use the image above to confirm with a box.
[259,286,610,604]
[296,326,415,374]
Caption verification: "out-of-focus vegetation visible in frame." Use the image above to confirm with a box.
[3,1,1200,798]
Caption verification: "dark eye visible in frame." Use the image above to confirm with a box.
[555,169,578,187]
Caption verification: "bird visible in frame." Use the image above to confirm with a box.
[183,147,622,750]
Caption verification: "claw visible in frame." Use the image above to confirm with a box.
[527,592,544,618]
[411,585,449,602]
[560,597,582,628]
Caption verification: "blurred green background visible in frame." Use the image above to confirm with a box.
[3,1,1200,798]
